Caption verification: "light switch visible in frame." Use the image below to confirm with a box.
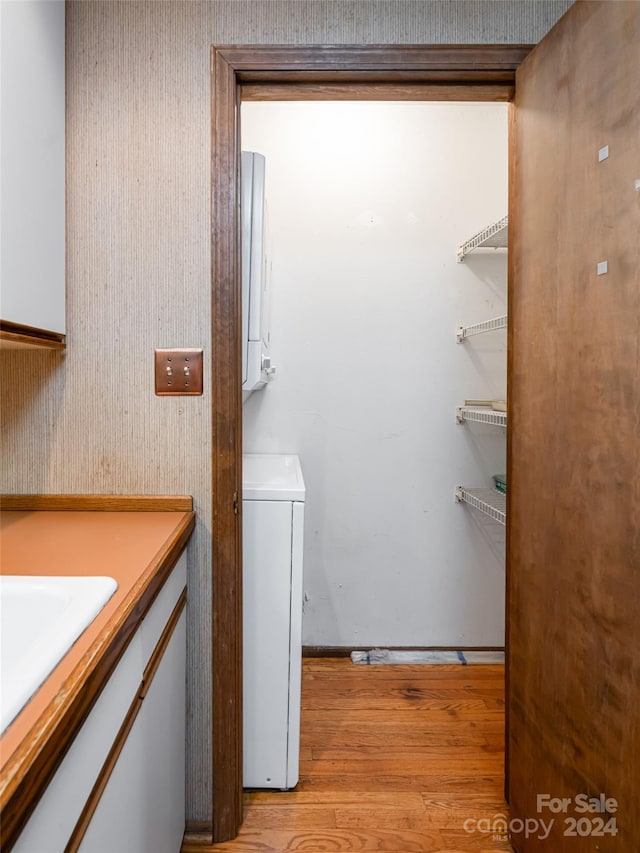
[154,348,203,395]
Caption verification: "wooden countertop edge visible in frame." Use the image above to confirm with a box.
[0,511,196,850]
[0,495,194,512]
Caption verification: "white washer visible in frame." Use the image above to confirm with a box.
[242,453,305,789]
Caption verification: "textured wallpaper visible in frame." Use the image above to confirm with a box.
[0,0,572,822]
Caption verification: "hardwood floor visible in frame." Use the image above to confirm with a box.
[183,658,513,852]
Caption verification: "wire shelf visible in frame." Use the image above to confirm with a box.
[457,216,508,263]
[455,487,506,525]
[456,406,507,427]
[456,314,507,343]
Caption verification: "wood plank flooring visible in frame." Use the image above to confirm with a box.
[183,658,513,852]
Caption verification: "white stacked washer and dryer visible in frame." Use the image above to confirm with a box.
[241,149,306,789]
[242,453,306,790]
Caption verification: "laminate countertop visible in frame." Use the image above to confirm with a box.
[0,499,195,846]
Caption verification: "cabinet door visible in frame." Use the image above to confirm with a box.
[0,0,65,336]
[508,2,640,850]
[12,634,144,853]
[79,610,186,853]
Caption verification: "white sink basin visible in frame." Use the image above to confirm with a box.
[0,575,118,733]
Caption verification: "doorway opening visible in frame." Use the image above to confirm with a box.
[237,98,509,848]
[209,44,529,843]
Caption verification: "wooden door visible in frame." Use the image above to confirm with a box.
[507,2,640,850]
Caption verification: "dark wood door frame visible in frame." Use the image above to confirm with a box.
[209,43,531,843]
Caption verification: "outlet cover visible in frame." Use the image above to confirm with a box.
[155,348,203,395]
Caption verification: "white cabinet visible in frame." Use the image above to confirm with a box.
[79,609,186,853]
[13,554,187,853]
[0,0,66,343]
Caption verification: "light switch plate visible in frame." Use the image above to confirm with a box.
[155,348,203,395]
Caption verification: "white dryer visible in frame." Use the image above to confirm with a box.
[242,453,305,789]
[241,151,274,396]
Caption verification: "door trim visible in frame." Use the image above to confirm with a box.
[209,43,531,843]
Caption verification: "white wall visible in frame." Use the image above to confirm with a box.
[242,101,508,648]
